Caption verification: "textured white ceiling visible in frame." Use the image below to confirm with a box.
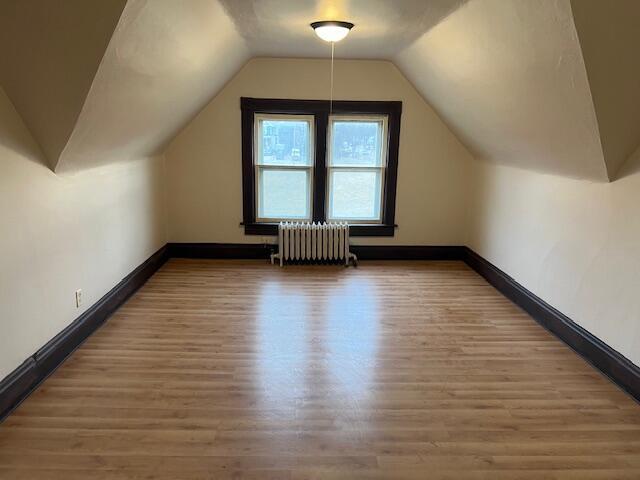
[57,0,468,171]
[217,0,466,59]
[4,0,639,181]
[56,0,250,171]
[396,0,608,181]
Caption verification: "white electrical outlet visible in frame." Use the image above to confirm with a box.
[75,289,82,308]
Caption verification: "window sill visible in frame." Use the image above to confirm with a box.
[243,222,396,237]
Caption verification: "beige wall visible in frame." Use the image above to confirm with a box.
[0,87,167,378]
[467,158,640,366]
[165,58,473,245]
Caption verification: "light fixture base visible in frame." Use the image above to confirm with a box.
[310,20,354,43]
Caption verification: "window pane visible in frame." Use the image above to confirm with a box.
[259,119,312,166]
[329,170,382,221]
[258,169,310,219]
[330,120,384,166]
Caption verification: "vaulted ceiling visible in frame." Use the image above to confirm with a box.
[395,0,607,180]
[1,0,638,181]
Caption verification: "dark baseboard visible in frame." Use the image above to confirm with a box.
[463,247,640,402]
[168,242,466,261]
[352,245,464,260]
[0,245,170,422]
[168,242,273,259]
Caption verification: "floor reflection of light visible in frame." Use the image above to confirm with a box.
[325,276,379,404]
[254,274,380,425]
[255,281,309,414]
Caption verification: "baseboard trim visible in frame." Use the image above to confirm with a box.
[0,245,170,422]
[352,245,464,260]
[168,242,466,261]
[168,242,273,259]
[463,247,640,402]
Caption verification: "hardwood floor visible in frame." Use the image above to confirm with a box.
[1,259,639,479]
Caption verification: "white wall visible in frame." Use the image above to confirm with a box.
[0,86,167,378]
[165,58,473,245]
[467,157,640,366]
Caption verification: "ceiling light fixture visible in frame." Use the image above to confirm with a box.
[310,20,354,43]
[310,20,354,118]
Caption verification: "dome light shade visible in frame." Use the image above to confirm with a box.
[310,21,354,43]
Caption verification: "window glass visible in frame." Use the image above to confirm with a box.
[328,170,382,221]
[258,120,312,166]
[330,120,383,167]
[258,169,310,220]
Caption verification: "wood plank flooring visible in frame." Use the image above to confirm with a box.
[1,259,639,479]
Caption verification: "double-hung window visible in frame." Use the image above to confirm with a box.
[254,115,314,222]
[327,116,387,223]
[241,98,401,236]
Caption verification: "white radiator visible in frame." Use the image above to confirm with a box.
[270,222,357,267]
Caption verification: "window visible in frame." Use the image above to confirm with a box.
[327,116,387,223]
[241,98,402,236]
[255,115,314,221]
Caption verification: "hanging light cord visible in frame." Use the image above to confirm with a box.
[330,41,335,117]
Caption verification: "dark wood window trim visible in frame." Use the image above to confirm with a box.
[241,97,402,237]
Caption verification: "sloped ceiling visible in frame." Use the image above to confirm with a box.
[571,0,640,180]
[218,0,640,182]
[0,0,127,170]
[57,0,463,171]
[57,0,250,171]
[395,0,607,181]
[2,0,639,181]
